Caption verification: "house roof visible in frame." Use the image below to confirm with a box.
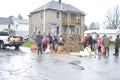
[0,16,29,25]
[0,17,14,25]
[30,1,85,15]
[12,18,29,24]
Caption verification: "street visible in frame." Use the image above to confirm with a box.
[0,47,120,80]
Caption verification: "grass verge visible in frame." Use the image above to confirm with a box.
[22,40,115,49]
[22,40,32,47]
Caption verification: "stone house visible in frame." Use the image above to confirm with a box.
[29,0,85,39]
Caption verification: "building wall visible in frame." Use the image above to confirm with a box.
[80,15,85,39]
[0,24,15,31]
[29,10,62,35]
[29,12,42,36]
[45,10,62,34]
[0,25,9,31]
[29,9,85,40]
[16,24,29,31]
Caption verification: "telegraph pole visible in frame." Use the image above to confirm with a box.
[43,0,46,33]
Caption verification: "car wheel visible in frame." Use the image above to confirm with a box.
[0,42,5,49]
[15,46,19,50]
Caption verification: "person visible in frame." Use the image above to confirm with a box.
[35,31,43,55]
[83,34,88,48]
[86,34,93,50]
[102,34,110,56]
[47,33,53,44]
[52,35,58,51]
[113,35,120,56]
[97,34,102,57]
[59,35,63,45]
[92,36,97,57]
[46,33,53,50]
[42,37,50,51]
[32,32,36,40]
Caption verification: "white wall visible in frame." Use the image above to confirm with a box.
[16,24,29,36]
[16,24,29,31]
[0,24,8,31]
[0,24,15,31]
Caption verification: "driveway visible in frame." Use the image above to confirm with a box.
[0,47,119,80]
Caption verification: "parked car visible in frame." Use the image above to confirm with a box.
[0,31,25,49]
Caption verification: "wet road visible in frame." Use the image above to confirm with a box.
[0,47,120,80]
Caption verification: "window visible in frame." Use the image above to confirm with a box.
[76,14,80,22]
[56,26,59,34]
[76,27,80,34]
[0,32,9,36]
[8,24,10,28]
[56,11,61,20]
[39,11,43,20]
[34,26,38,32]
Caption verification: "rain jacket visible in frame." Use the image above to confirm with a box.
[97,37,102,47]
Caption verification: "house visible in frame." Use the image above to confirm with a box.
[0,15,29,36]
[0,16,14,30]
[12,15,29,36]
[29,0,85,38]
[84,29,119,41]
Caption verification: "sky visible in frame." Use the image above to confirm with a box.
[0,0,120,26]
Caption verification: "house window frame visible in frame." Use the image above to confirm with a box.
[76,27,80,34]
[76,14,80,22]
[34,26,38,33]
[56,11,61,20]
[56,26,59,35]
[39,11,43,20]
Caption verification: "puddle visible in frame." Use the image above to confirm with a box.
[69,60,85,70]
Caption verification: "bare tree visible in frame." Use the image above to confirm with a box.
[89,22,99,30]
[106,6,120,29]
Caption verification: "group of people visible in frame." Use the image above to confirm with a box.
[83,33,120,57]
[31,31,63,55]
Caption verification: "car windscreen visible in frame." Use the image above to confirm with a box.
[0,32,9,36]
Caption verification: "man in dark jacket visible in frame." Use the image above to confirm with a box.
[86,34,93,50]
[113,35,120,56]
[47,33,53,44]
[35,31,43,55]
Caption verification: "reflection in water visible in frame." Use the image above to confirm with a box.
[114,56,119,63]
[104,56,109,64]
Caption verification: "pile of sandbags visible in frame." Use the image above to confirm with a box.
[62,34,82,52]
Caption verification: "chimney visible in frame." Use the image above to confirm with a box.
[59,0,61,3]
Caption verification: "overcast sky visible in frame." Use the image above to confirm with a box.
[0,0,119,26]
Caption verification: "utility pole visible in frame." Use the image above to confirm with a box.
[67,11,70,39]
[43,0,46,33]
